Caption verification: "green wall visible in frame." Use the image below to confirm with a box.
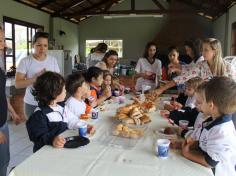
[78,16,167,64]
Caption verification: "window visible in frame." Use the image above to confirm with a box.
[85,39,123,58]
[231,22,236,55]
[3,16,43,70]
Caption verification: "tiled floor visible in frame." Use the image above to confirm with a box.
[7,121,33,175]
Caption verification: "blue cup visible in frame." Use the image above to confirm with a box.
[156,139,170,158]
[79,123,87,137]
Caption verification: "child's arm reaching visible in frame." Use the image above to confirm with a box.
[182,140,211,167]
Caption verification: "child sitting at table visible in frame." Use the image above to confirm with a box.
[101,70,115,100]
[181,77,236,176]
[65,72,92,119]
[26,71,90,152]
[85,66,111,106]
[111,76,125,96]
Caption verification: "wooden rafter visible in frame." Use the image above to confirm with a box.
[87,0,103,11]
[60,0,110,18]
[52,0,86,17]
[103,0,120,12]
[38,0,54,9]
[175,0,216,17]
[71,9,205,16]
[131,0,135,11]
[152,0,165,10]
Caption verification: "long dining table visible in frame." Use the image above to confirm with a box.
[9,95,213,176]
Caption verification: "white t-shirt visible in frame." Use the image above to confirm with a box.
[66,97,86,118]
[86,52,105,68]
[135,58,162,91]
[185,96,196,109]
[16,54,60,106]
[199,116,236,176]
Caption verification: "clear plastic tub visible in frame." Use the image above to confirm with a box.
[96,123,147,149]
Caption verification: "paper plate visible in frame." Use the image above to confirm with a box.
[64,136,90,148]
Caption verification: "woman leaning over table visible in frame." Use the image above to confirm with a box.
[152,38,236,126]
[135,42,162,91]
[15,32,60,119]
[95,50,119,75]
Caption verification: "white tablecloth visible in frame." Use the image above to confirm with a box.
[9,97,213,176]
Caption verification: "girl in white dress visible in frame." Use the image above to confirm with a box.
[135,42,162,91]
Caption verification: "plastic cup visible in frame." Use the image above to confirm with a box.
[124,87,130,94]
[91,108,99,119]
[156,139,170,158]
[179,120,189,130]
[79,122,87,137]
[118,96,125,104]
[114,90,120,97]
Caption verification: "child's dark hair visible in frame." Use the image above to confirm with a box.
[33,32,49,44]
[66,72,85,96]
[143,42,157,59]
[32,71,65,107]
[197,76,236,115]
[168,46,179,54]
[102,50,118,67]
[85,66,103,83]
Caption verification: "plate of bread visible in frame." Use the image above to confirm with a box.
[115,102,154,127]
[112,123,144,139]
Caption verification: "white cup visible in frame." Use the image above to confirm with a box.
[156,139,170,158]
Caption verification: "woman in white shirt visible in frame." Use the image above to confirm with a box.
[135,42,162,91]
[15,32,60,119]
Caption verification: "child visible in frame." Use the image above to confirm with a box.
[165,77,203,111]
[101,70,116,100]
[65,72,90,118]
[85,67,111,106]
[26,71,89,152]
[182,77,236,176]
[111,76,125,96]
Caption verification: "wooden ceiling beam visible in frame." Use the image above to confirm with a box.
[38,0,54,9]
[52,0,86,17]
[152,0,166,10]
[175,0,216,17]
[70,9,205,16]
[103,0,120,12]
[60,0,112,18]
[131,0,135,11]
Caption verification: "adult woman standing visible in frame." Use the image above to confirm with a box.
[135,42,162,91]
[15,32,60,119]
[95,50,119,75]
[86,42,108,68]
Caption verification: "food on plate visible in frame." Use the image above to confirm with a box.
[141,101,156,112]
[80,114,89,120]
[164,127,175,135]
[112,123,144,138]
[115,103,152,126]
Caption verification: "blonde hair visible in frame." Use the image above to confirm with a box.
[202,38,226,76]
[186,77,204,91]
